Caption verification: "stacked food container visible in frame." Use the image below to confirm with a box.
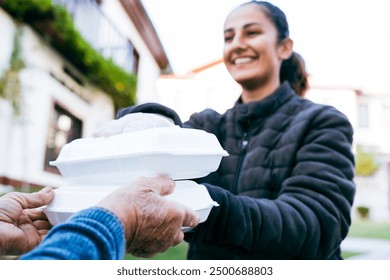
[44,126,228,225]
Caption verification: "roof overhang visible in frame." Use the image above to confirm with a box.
[119,0,171,73]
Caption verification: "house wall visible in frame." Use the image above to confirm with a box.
[157,63,241,121]
[353,94,390,221]
[305,88,358,129]
[353,156,390,221]
[354,95,390,153]
[0,9,114,189]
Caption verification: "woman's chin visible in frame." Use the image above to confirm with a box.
[233,77,261,89]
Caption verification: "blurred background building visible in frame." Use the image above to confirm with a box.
[0,0,170,192]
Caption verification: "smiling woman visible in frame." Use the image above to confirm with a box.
[178,0,356,260]
[222,2,293,102]
[118,1,356,260]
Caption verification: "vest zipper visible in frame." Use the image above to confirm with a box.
[232,131,249,194]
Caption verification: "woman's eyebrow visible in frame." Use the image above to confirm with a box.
[224,22,261,33]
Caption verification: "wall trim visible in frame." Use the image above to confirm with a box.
[0,176,44,191]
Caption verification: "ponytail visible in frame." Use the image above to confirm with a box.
[280,52,309,97]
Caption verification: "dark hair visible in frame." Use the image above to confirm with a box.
[241,1,309,96]
[280,52,309,96]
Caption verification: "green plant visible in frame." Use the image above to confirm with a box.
[1,0,137,110]
[0,0,52,21]
[355,146,379,176]
[0,26,25,115]
[356,206,370,219]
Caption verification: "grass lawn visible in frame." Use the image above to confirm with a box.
[125,242,188,260]
[342,251,362,259]
[347,220,390,240]
[342,219,390,259]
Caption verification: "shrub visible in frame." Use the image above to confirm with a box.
[356,206,370,219]
[355,146,379,177]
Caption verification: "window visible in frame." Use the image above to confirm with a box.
[383,105,390,127]
[54,0,139,75]
[358,103,369,128]
[44,103,83,174]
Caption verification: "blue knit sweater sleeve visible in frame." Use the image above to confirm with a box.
[20,207,125,260]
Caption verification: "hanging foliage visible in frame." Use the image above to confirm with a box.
[0,26,25,115]
[0,0,137,110]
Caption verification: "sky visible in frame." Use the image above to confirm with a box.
[141,0,390,94]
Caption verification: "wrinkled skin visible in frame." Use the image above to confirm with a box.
[97,176,200,258]
[0,187,54,255]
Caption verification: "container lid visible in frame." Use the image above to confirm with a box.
[51,126,228,165]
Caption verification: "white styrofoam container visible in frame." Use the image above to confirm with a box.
[43,180,218,226]
[50,127,228,184]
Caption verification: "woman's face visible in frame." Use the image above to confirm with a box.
[223,4,289,88]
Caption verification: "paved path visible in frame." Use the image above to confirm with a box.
[341,237,390,259]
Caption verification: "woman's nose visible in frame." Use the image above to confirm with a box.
[229,34,247,51]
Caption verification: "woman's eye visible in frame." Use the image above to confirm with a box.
[247,30,260,36]
[224,35,233,42]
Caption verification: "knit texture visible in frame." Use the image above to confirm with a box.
[20,207,125,260]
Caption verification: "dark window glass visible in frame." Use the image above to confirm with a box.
[44,103,83,174]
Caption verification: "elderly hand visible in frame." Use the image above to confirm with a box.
[97,176,199,258]
[94,113,175,137]
[0,187,54,256]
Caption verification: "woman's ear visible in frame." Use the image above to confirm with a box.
[278,38,293,60]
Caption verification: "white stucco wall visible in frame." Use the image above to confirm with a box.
[0,9,18,177]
